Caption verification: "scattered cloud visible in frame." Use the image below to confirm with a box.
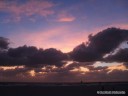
[0,0,55,22]
[0,62,128,82]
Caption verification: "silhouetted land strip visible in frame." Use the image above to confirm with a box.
[0,82,128,96]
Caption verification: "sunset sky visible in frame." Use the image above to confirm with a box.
[0,0,128,82]
[0,0,128,52]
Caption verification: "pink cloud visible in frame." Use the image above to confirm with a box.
[21,0,55,17]
[0,0,55,22]
[58,16,75,22]
[56,11,76,22]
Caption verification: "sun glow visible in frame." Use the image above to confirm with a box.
[64,61,73,67]
[0,66,24,70]
[107,64,128,73]
[70,67,89,73]
[29,70,35,77]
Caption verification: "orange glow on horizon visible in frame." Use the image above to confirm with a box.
[70,66,90,73]
[0,66,24,70]
[64,61,73,67]
[29,70,35,77]
[107,64,128,73]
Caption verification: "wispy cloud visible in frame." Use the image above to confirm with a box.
[58,16,75,22]
[0,0,55,22]
[56,11,76,22]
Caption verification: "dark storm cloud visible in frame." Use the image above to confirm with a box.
[0,45,67,67]
[70,28,128,62]
[28,48,67,67]
[1,27,128,67]
[0,45,38,66]
[0,37,9,50]
[105,48,128,62]
[69,43,101,62]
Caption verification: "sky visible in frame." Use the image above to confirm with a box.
[0,0,128,82]
[0,0,128,52]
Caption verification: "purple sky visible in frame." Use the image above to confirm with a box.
[0,0,128,52]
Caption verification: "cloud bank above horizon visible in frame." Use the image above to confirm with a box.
[1,27,128,82]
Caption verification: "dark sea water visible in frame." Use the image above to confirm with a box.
[0,82,128,96]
